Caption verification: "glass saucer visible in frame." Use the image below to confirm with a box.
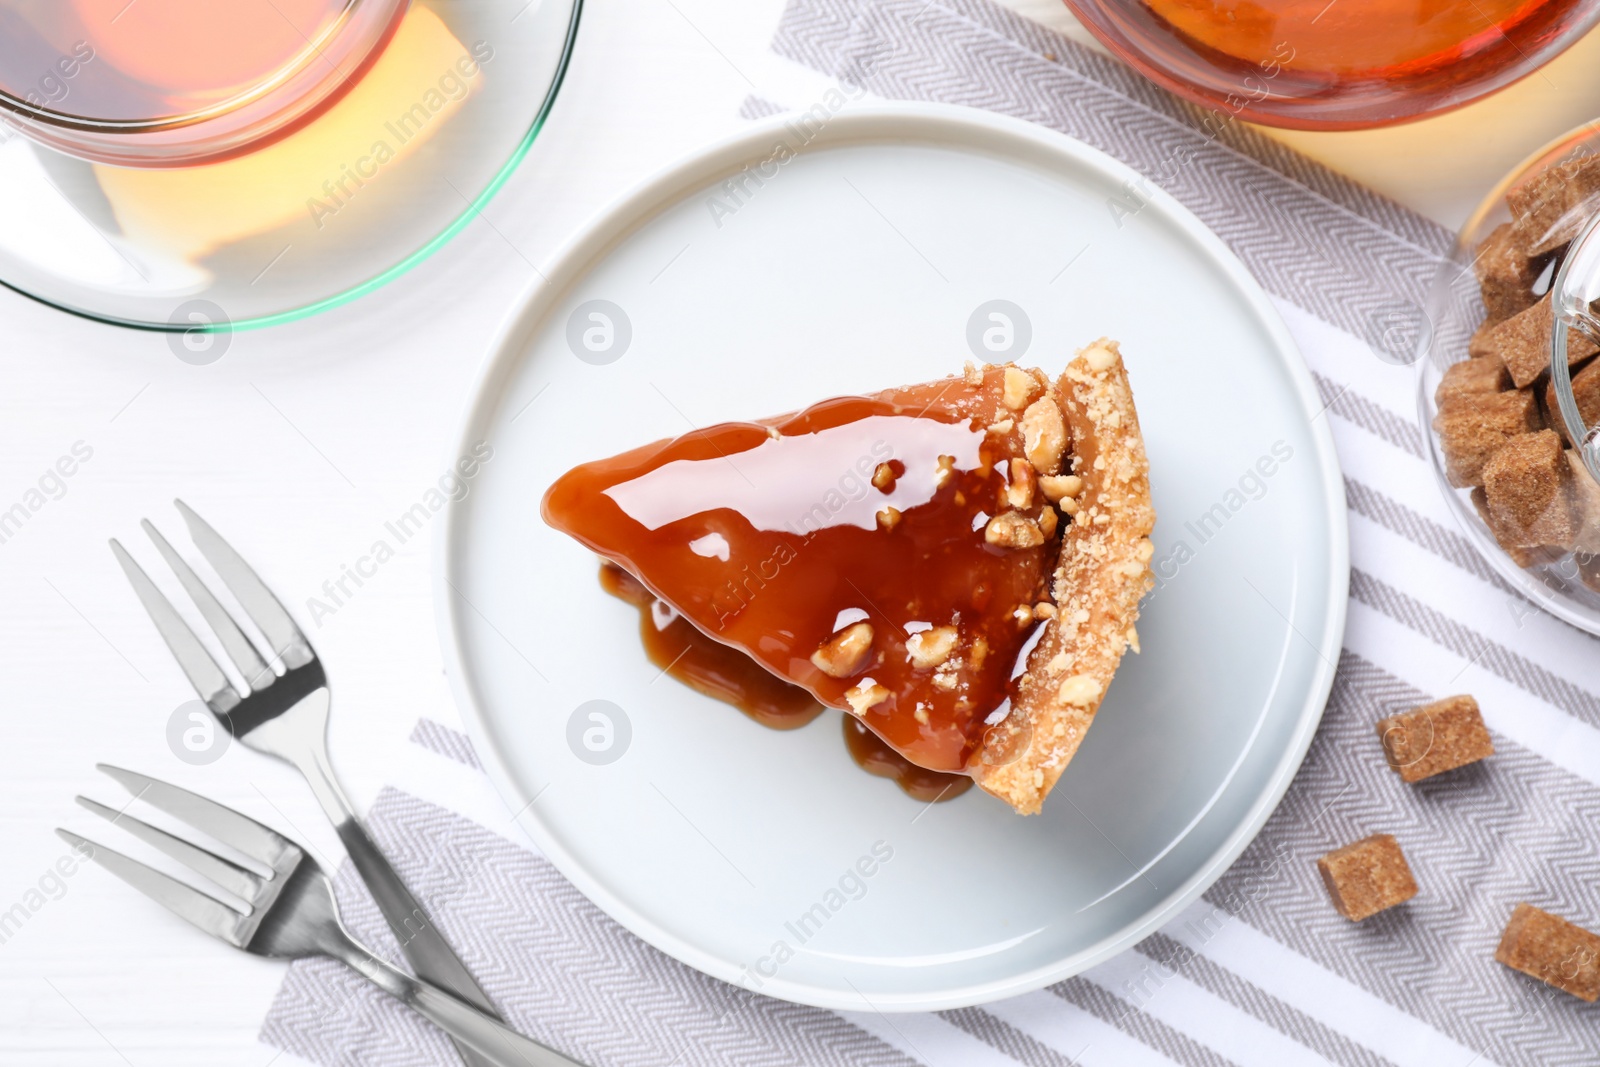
[0,0,581,332]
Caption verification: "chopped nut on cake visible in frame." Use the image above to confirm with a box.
[1021,395,1067,475]
[1002,366,1039,410]
[984,511,1044,549]
[1040,473,1083,504]
[811,622,875,679]
[844,679,890,715]
[905,626,957,670]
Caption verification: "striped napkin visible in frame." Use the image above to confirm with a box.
[261,1,1600,1064]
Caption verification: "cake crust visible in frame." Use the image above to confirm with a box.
[970,339,1155,814]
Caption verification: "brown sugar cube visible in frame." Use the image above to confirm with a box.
[1482,294,1600,388]
[1474,223,1538,324]
[1436,357,1511,411]
[1510,154,1600,256]
[1468,320,1497,360]
[1543,358,1600,444]
[1376,695,1494,782]
[1434,389,1541,487]
[1316,834,1418,921]
[1482,430,1578,548]
[1495,903,1600,1001]
[1508,160,1576,252]
[1469,489,1563,567]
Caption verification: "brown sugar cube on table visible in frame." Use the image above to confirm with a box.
[1481,293,1599,389]
[1317,834,1419,922]
[1433,389,1541,487]
[1473,223,1538,324]
[1495,904,1600,1001]
[1481,430,1578,548]
[1376,695,1494,782]
[1436,357,1511,410]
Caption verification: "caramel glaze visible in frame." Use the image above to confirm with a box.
[599,562,822,730]
[544,367,1063,774]
[842,715,974,803]
[600,561,971,800]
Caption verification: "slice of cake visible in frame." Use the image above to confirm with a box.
[542,340,1155,813]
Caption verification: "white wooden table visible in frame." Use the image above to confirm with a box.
[4,2,1599,1064]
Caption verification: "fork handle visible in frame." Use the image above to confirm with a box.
[276,718,507,1067]
[341,939,588,1067]
[335,818,504,1015]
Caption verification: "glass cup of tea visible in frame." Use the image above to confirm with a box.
[1063,0,1600,129]
[0,0,410,166]
[0,0,582,331]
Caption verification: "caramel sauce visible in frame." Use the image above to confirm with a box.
[599,561,971,801]
[598,562,822,730]
[842,715,974,803]
[545,367,1062,774]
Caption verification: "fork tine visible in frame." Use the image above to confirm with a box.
[96,765,293,869]
[174,501,314,670]
[76,796,263,902]
[56,829,247,947]
[110,538,240,715]
[142,520,274,692]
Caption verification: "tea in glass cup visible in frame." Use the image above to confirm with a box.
[0,0,409,165]
[1065,0,1600,128]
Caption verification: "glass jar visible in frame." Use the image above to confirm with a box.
[1419,123,1600,634]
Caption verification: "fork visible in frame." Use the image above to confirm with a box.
[111,500,502,1067]
[62,765,584,1067]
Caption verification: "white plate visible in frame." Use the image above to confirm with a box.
[436,103,1348,1012]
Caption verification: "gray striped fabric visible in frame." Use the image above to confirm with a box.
[260,1,1600,1063]
[408,716,483,771]
[1202,653,1600,1065]
[1313,373,1427,459]
[1132,933,1395,1067]
[1050,978,1239,1067]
